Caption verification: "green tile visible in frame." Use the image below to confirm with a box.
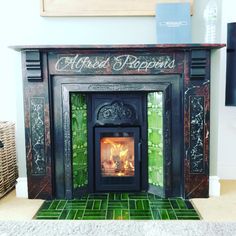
[136,200,143,210]
[82,216,105,220]
[84,210,106,217]
[167,210,177,219]
[108,201,128,209]
[129,193,148,199]
[100,200,108,209]
[114,209,122,220]
[151,210,161,220]
[130,210,152,217]
[122,210,129,220]
[66,210,77,219]
[108,193,115,200]
[176,198,188,209]
[93,200,101,210]
[88,194,108,200]
[106,210,114,220]
[114,194,122,201]
[74,210,84,219]
[130,216,153,220]
[121,193,129,200]
[170,199,179,209]
[40,201,51,210]
[143,200,150,210]
[35,193,200,221]
[86,201,94,209]
[59,210,69,220]
[159,210,169,220]
[129,200,136,209]
[57,200,67,210]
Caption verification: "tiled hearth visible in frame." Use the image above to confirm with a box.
[35,193,200,220]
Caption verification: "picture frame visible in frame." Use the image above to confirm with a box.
[40,0,194,17]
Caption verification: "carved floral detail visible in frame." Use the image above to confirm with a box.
[97,101,136,124]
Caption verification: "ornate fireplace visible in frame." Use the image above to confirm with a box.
[14,44,223,199]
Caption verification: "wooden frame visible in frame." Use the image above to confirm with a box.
[40,0,194,17]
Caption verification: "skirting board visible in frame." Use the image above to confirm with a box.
[15,176,221,198]
[209,176,221,197]
[15,177,28,198]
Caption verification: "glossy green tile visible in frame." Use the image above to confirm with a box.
[84,210,106,217]
[74,210,84,220]
[35,192,200,221]
[129,200,136,209]
[49,200,60,209]
[176,198,188,209]
[136,200,143,210]
[114,209,122,220]
[86,201,93,210]
[151,210,161,220]
[130,210,152,217]
[147,92,164,190]
[71,93,88,190]
[93,200,101,210]
[66,210,77,219]
[39,201,51,210]
[57,200,67,210]
[170,199,179,209]
[167,210,177,219]
[100,200,108,209]
[142,200,150,210]
[106,210,114,220]
[108,201,128,209]
[59,210,69,220]
[88,194,108,200]
[159,209,169,220]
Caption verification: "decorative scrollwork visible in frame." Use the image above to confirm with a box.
[97,101,136,125]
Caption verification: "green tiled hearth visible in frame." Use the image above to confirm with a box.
[35,193,200,220]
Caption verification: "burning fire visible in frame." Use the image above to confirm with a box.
[100,137,135,177]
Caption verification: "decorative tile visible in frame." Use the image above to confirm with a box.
[35,193,200,220]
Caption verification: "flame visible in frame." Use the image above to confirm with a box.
[101,137,135,177]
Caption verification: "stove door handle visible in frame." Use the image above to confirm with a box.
[138,142,142,162]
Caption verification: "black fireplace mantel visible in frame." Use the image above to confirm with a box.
[13,44,224,199]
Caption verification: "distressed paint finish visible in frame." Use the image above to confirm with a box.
[17,45,224,199]
[30,97,46,175]
[23,51,53,199]
[183,50,210,198]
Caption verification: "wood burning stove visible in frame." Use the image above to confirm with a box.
[12,44,224,200]
[87,93,147,193]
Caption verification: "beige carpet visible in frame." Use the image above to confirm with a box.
[0,190,43,220]
[0,180,236,221]
[191,180,236,221]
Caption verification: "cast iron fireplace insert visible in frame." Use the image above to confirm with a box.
[12,44,225,200]
[53,76,179,199]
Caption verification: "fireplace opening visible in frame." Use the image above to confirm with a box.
[94,127,142,192]
[100,136,135,177]
[53,75,182,199]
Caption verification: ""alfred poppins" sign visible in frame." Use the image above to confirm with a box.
[55,54,176,73]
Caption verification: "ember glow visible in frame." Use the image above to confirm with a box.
[100,137,135,177]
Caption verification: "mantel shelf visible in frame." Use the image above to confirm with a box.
[10,44,225,52]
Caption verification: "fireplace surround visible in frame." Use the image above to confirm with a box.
[13,44,223,200]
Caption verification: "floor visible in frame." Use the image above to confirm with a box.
[0,180,236,221]
[35,193,199,220]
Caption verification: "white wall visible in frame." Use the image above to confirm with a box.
[0,0,235,180]
[216,0,236,179]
